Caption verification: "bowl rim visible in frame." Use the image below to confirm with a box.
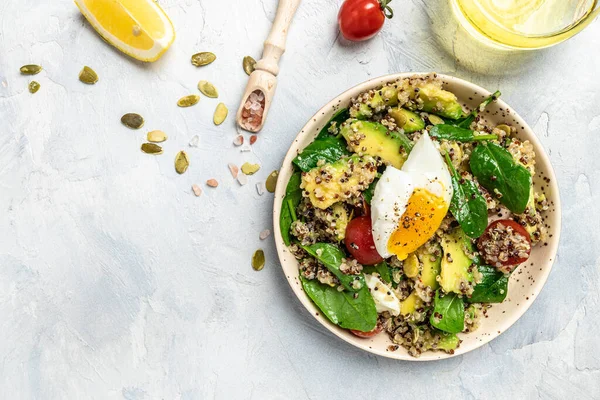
[272,72,562,361]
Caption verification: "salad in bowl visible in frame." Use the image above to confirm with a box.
[275,73,559,359]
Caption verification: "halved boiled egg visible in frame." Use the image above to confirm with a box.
[371,132,453,260]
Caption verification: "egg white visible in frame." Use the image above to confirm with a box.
[370,132,453,259]
[364,274,401,316]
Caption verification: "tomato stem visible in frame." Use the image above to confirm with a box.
[380,0,394,18]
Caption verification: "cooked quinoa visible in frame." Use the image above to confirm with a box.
[282,74,548,357]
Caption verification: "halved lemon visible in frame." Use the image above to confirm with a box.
[74,0,175,62]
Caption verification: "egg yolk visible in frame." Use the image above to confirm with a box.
[387,188,449,260]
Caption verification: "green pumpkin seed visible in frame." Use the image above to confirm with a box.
[198,80,218,98]
[178,95,200,107]
[121,113,144,129]
[252,249,265,271]
[28,81,40,94]
[213,103,228,125]
[20,65,42,75]
[147,130,168,143]
[241,162,260,176]
[175,151,189,174]
[141,143,163,154]
[79,66,99,84]
[191,52,216,67]
[428,114,444,125]
[265,170,278,193]
[243,56,256,75]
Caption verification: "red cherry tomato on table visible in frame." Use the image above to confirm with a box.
[338,0,394,42]
[350,323,383,338]
[344,216,384,265]
[477,219,532,270]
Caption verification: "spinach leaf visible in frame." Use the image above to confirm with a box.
[362,261,391,284]
[470,142,532,214]
[302,243,365,292]
[315,108,350,140]
[467,265,509,303]
[444,153,489,238]
[292,135,351,172]
[279,172,303,246]
[430,124,497,142]
[362,177,379,204]
[300,275,377,332]
[454,90,501,128]
[430,290,465,334]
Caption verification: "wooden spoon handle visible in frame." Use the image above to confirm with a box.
[255,0,302,76]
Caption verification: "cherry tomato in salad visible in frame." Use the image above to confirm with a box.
[344,216,384,265]
[477,219,532,270]
[350,322,383,338]
[338,0,394,42]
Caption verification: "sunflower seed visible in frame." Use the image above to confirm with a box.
[243,56,256,75]
[178,95,200,107]
[79,66,98,84]
[265,170,278,193]
[259,229,271,240]
[20,65,42,75]
[121,113,144,129]
[147,130,167,143]
[198,80,218,98]
[175,151,189,174]
[256,182,265,196]
[141,143,163,154]
[250,135,257,145]
[252,249,265,271]
[213,103,228,125]
[237,173,248,186]
[228,163,239,179]
[192,184,202,196]
[206,179,219,187]
[233,135,244,146]
[189,135,200,147]
[191,52,216,67]
[241,162,260,175]
[28,81,40,94]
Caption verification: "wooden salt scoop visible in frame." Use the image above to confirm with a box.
[236,0,301,133]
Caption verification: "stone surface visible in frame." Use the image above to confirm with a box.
[1,1,599,398]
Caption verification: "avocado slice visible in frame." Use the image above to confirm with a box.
[340,119,413,169]
[417,247,442,290]
[439,228,475,294]
[435,331,460,351]
[331,203,349,241]
[388,108,425,133]
[400,291,422,316]
[409,83,464,120]
[351,85,400,119]
[403,254,420,278]
[301,155,378,210]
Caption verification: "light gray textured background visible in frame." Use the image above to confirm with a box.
[1,0,599,399]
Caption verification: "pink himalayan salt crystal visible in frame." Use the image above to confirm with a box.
[241,89,265,131]
[256,182,265,196]
[206,179,219,188]
[228,163,239,179]
[259,229,271,240]
[192,184,202,197]
[237,173,248,186]
[233,135,244,146]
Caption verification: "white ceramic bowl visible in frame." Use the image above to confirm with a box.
[273,73,561,361]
